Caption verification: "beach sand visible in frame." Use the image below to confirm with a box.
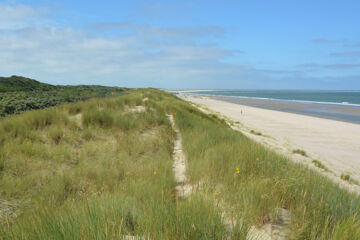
[181,94,360,193]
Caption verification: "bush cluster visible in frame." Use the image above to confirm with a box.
[0,85,126,117]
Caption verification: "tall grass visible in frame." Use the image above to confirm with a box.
[0,89,359,239]
[0,90,234,239]
[163,94,360,239]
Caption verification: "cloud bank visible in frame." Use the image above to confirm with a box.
[0,3,359,89]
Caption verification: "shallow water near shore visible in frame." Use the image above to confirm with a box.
[186,90,360,105]
[184,90,360,124]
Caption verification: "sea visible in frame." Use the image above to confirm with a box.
[185,90,360,124]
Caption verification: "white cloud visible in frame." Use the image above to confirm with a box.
[1,24,355,89]
[0,3,47,29]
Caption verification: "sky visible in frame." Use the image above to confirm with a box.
[0,0,360,89]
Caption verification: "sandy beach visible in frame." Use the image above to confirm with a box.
[168,90,213,93]
[181,94,360,193]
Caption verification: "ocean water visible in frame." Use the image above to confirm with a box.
[185,90,360,123]
[187,90,360,105]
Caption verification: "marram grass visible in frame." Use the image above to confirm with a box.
[0,89,359,239]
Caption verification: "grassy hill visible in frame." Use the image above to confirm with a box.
[0,76,55,92]
[0,89,359,239]
[0,76,126,117]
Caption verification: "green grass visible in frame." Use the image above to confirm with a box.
[292,149,308,157]
[0,90,238,239]
[168,99,360,239]
[0,89,359,239]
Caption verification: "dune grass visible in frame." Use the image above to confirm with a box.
[341,174,351,182]
[292,149,308,157]
[0,89,359,239]
[160,91,360,239]
[0,90,230,239]
[312,160,329,171]
[250,129,262,136]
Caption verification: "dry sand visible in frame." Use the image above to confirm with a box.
[167,89,213,93]
[181,94,360,194]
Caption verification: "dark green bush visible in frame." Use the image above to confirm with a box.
[0,85,126,117]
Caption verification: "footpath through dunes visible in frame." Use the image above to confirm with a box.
[168,113,292,240]
[167,114,244,239]
[167,114,192,198]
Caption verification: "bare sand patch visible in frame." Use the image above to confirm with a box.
[68,113,82,127]
[125,106,146,113]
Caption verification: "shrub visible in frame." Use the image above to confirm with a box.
[0,79,126,117]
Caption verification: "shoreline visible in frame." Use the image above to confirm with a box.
[181,94,360,194]
[182,93,360,124]
[167,89,213,93]
[184,92,360,107]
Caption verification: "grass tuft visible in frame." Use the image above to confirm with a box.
[312,160,328,171]
[341,173,351,182]
[250,130,262,136]
[292,149,308,157]
[48,126,64,144]
[82,108,114,128]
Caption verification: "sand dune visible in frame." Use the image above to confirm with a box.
[182,94,360,193]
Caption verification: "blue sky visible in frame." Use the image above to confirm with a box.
[0,0,360,89]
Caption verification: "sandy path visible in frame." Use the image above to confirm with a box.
[181,94,360,194]
[167,114,248,239]
[167,113,292,239]
[167,114,192,198]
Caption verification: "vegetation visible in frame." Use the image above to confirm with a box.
[341,174,351,182]
[250,129,262,136]
[312,160,328,171]
[0,89,359,239]
[0,76,54,92]
[0,76,126,117]
[292,149,308,157]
